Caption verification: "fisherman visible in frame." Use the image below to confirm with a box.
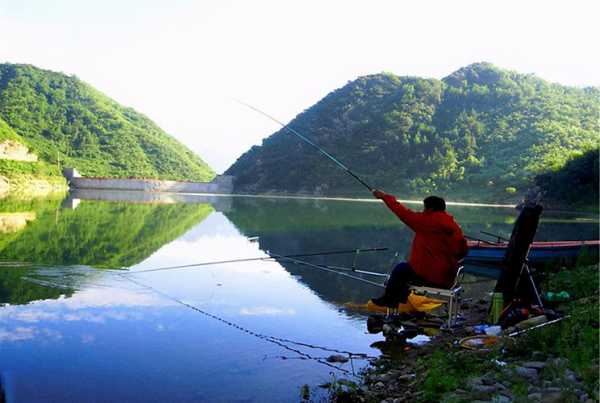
[370,190,469,308]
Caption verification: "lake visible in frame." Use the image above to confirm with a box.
[0,191,597,402]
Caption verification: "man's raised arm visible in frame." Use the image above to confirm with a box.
[372,189,422,231]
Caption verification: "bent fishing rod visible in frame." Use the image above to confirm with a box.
[235,99,374,192]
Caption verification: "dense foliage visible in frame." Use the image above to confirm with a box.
[536,149,599,208]
[0,115,21,142]
[226,63,599,201]
[0,63,214,181]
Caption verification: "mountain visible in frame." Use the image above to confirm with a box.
[226,63,599,201]
[0,63,214,187]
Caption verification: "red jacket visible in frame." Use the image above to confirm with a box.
[381,194,468,287]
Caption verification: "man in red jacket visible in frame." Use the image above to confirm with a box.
[371,190,468,308]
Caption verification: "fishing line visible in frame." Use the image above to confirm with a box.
[118,274,374,376]
[235,99,374,192]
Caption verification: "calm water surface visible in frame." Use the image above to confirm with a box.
[0,191,597,402]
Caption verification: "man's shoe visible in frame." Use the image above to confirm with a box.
[371,295,397,308]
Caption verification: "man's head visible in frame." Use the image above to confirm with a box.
[423,196,446,212]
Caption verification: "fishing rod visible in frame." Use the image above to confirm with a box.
[268,252,385,288]
[120,247,388,275]
[464,234,496,245]
[481,231,509,243]
[321,264,390,278]
[508,315,570,337]
[235,99,374,192]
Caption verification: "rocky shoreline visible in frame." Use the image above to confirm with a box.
[331,265,599,403]
[354,349,594,403]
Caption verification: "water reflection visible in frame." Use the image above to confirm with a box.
[0,192,216,306]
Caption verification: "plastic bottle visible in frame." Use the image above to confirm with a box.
[489,292,503,324]
[546,291,571,302]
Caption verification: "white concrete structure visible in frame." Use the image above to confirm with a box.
[63,168,233,194]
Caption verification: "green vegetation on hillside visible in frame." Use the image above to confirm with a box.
[0,115,21,142]
[536,149,599,209]
[0,63,214,182]
[226,63,599,202]
[0,159,64,189]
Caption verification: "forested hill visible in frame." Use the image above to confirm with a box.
[0,64,214,181]
[226,63,599,201]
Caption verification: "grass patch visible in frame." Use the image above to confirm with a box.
[418,350,495,402]
[0,159,61,178]
[0,159,66,191]
[506,264,599,395]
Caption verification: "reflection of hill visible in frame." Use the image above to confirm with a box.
[0,268,73,305]
[224,197,599,305]
[0,199,214,269]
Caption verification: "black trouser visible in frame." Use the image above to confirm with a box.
[383,262,425,305]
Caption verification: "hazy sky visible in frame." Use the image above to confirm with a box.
[1,0,599,173]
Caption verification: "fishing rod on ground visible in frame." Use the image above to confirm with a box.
[235,100,374,192]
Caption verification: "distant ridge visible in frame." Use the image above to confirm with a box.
[226,63,599,201]
[0,63,214,182]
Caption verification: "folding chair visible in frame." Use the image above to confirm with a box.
[408,263,465,329]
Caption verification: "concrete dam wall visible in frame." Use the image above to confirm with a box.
[63,168,233,194]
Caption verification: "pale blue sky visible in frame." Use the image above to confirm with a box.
[1,0,598,172]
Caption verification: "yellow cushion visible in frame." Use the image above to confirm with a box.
[345,292,444,313]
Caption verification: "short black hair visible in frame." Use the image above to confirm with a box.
[423,196,446,212]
